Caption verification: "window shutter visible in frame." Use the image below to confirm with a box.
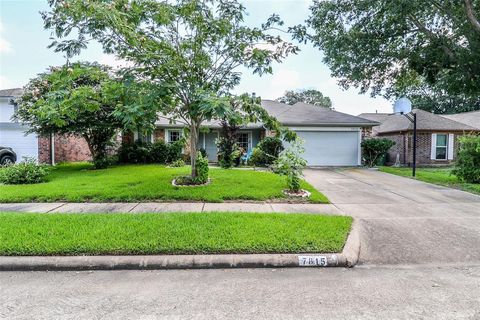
[430,134,437,160]
[448,134,454,160]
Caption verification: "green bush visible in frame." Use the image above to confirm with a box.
[0,158,50,185]
[251,137,284,166]
[273,139,307,192]
[195,152,209,184]
[174,153,209,185]
[118,140,184,164]
[452,135,480,183]
[361,138,395,167]
[217,136,241,169]
[170,159,186,167]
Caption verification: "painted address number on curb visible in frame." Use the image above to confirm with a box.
[298,255,328,267]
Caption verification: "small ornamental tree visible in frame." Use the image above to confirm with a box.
[43,0,298,178]
[452,135,480,183]
[15,63,160,168]
[273,139,307,193]
[361,138,395,167]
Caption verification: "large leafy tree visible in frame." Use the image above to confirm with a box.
[276,89,332,108]
[15,63,160,168]
[305,0,480,107]
[43,0,298,177]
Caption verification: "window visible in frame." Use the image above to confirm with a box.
[237,132,250,151]
[167,130,181,143]
[435,134,448,160]
[136,130,153,143]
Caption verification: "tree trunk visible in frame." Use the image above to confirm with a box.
[190,122,200,177]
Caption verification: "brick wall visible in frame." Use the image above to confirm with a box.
[379,131,462,167]
[39,133,122,164]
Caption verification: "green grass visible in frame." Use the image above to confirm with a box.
[380,166,480,195]
[0,163,328,203]
[0,212,352,255]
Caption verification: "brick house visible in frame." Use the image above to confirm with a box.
[358,109,480,166]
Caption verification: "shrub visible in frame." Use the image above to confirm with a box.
[273,139,307,192]
[199,148,208,159]
[361,138,395,167]
[249,147,265,167]
[452,135,480,183]
[0,158,50,185]
[118,140,184,164]
[195,153,209,184]
[174,153,209,185]
[217,136,241,169]
[250,137,284,166]
[170,159,186,167]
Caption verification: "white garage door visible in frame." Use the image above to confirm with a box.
[294,131,360,166]
[0,127,38,162]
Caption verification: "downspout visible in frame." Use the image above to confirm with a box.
[50,133,55,166]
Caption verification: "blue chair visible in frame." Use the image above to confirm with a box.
[241,149,253,165]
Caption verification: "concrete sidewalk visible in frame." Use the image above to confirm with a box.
[0,202,343,215]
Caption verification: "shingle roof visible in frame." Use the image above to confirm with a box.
[376,109,478,133]
[442,110,480,130]
[0,88,23,97]
[261,100,378,126]
[357,113,391,123]
[156,100,379,128]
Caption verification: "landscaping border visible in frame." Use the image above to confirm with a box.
[0,220,360,271]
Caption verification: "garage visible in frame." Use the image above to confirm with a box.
[0,125,38,162]
[293,130,361,166]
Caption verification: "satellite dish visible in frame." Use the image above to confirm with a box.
[393,97,412,114]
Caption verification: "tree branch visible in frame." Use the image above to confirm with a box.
[465,0,480,33]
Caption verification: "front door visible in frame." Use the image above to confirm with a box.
[203,131,219,162]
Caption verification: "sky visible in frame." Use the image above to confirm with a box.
[0,0,393,115]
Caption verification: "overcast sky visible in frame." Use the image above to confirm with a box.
[0,0,393,115]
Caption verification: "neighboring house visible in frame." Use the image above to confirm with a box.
[125,100,378,166]
[359,109,480,166]
[0,88,92,164]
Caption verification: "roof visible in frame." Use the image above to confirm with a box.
[442,110,480,130]
[357,113,391,123]
[260,100,378,127]
[0,88,23,97]
[375,109,478,133]
[156,100,379,128]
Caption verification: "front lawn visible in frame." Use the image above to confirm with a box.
[380,167,480,195]
[0,163,328,203]
[0,212,352,255]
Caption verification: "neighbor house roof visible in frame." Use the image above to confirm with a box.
[155,100,379,128]
[374,109,478,134]
[357,113,391,123]
[0,88,23,97]
[441,110,480,130]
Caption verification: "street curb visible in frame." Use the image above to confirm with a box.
[0,221,361,271]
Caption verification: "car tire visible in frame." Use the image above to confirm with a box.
[0,155,15,165]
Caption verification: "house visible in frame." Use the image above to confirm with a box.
[358,109,480,166]
[126,100,379,166]
[0,88,92,164]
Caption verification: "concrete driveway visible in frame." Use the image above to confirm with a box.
[304,168,480,265]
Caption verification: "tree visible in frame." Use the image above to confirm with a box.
[43,0,298,177]
[15,62,159,168]
[276,89,332,108]
[304,0,480,102]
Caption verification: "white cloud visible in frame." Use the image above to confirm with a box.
[98,54,133,69]
[264,68,302,99]
[0,75,15,90]
[0,20,13,54]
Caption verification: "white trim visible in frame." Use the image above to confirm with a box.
[448,134,454,160]
[133,130,154,143]
[430,134,437,160]
[165,129,182,143]
[357,130,362,166]
[288,126,361,132]
[237,130,252,151]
